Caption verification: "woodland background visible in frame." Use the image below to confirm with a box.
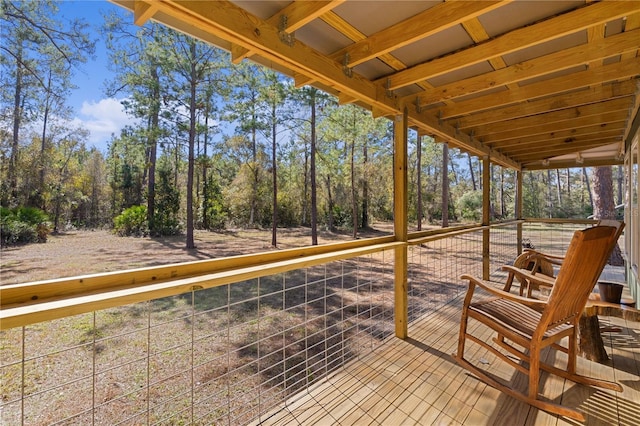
[0,1,623,249]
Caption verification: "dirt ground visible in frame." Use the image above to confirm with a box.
[0,225,395,285]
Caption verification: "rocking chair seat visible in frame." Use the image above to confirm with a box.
[470,297,572,341]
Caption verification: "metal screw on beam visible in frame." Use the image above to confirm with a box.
[278,15,295,47]
[342,53,353,78]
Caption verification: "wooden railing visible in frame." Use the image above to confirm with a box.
[0,218,615,425]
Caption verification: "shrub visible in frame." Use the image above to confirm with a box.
[0,207,50,246]
[113,205,149,237]
[16,206,49,225]
[456,191,483,222]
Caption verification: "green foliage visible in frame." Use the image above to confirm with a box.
[153,167,182,236]
[202,176,227,231]
[15,206,49,225]
[456,191,483,222]
[113,205,149,237]
[0,207,50,246]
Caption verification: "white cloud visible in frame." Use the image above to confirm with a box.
[73,98,139,151]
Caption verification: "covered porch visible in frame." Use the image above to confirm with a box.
[2,1,640,424]
[255,291,640,425]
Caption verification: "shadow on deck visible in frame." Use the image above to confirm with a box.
[254,290,640,425]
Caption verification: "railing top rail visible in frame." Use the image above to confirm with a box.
[408,220,524,245]
[524,218,598,225]
[1,240,402,331]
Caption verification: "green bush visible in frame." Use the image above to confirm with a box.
[456,191,483,222]
[0,206,50,246]
[16,206,49,225]
[113,205,149,237]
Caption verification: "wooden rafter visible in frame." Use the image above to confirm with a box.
[381,1,640,91]
[407,29,640,107]
[438,57,640,119]
[454,80,638,129]
[328,1,507,68]
[231,0,346,63]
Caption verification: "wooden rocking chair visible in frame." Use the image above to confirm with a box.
[452,226,623,421]
[503,219,624,298]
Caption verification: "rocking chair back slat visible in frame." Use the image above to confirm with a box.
[544,226,618,328]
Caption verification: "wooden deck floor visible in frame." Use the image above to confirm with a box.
[255,293,640,425]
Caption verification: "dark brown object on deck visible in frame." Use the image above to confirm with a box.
[453,225,623,421]
[598,281,624,304]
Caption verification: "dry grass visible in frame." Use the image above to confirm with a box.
[0,225,395,286]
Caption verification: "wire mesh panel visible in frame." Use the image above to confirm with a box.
[0,249,395,426]
[489,224,520,282]
[522,221,589,256]
[407,230,483,324]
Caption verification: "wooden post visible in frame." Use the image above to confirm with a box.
[516,170,523,256]
[482,156,490,280]
[394,108,408,339]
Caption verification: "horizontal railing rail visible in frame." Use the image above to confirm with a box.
[1,239,399,425]
[1,239,401,330]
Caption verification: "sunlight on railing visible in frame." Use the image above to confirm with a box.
[1,250,395,425]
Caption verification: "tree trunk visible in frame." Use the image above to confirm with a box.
[350,137,358,239]
[442,142,449,227]
[326,175,334,232]
[9,44,24,204]
[186,42,197,249]
[147,65,160,234]
[555,168,562,206]
[616,165,623,206]
[467,153,477,191]
[271,101,278,247]
[500,168,506,218]
[361,138,369,230]
[310,92,318,245]
[591,166,623,265]
[583,167,593,210]
[417,136,423,230]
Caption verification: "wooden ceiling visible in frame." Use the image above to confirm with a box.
[113,1,640,170]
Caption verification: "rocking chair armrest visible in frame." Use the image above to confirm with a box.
[502,265,556,289]
[460,274,549,310]
[524,249,565,265]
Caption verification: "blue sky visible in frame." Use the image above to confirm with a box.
[57,0,137,152]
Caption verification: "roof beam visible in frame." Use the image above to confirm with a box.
[329,1,506,67]
[524,157,624,170]
[510,139,622,162]
[505,135,623,156]
[482,110,629,144]
[134,0,157,26]
[406,28,640,107]
[231,0,346,63]
[470,97,632,138]
[382,1,640,91]
[437,57,640,118]
[488,126,626,149]
[453,80,638,128]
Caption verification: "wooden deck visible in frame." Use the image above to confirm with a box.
[255,292,640,425]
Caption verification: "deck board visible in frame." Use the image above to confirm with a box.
[255,295,640,425]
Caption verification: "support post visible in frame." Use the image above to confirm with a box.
[482,156,490,280]
[394,108,408,339]
[516,170,523,256]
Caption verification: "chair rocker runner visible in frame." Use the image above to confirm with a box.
[452,226,623,421]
